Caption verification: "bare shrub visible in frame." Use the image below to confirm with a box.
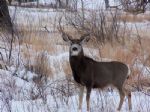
[23,51,52,83]
[120,0,149,14]
[124,73,150,93]
[17,27,57,54]
[25,52,52,103]
[32,52,52,83]
[63,8,127,46]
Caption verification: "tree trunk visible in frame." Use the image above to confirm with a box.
[8,0,12,5]
[73,0,78,11]
[18,0,22,6]
[37,0,39,8]
[0,0,12,31]
[105,0,109,9]
[66,0,69,7]
[0,0,14,64]
[56,0,62,8]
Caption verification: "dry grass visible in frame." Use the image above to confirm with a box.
[31,52,53,85]
[34,52,52,76]
[18,29,65,60]
[118,13,143,22]
[107,12,150,23]
[100,36,150,59]
[63,61,72,77]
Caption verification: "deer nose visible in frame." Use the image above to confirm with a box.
[72,47,78,51]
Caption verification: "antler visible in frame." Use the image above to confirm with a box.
[80,33,90,39]
[80,33,91,43]
[58,17,72,42]
[58,17,65,35]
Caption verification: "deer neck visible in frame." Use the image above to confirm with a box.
[69,52,84,68]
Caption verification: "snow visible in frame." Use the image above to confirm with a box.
[9,6,60,29]
[39,0,56,4]
[10,90,150,112]
[38,0,120,9]
[0,3,150,112]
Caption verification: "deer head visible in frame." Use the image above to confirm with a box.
[58,17,91,56]
[62,32,90,56]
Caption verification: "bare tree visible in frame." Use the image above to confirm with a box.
[120,0,150,13]
[138,0,150,12]
[65,8,124,45]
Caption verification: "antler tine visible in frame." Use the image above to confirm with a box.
[58,17,65,34]
[80,33,90,39]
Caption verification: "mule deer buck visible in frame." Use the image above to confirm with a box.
[60,29,131,112]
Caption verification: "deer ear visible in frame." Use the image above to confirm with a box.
[80,34,90,44]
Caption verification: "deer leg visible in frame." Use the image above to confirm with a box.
[78,86,84,112]
[117,89,125,111]
[127,92,132,110]
[86,87,92,112]
[124,89,132,111]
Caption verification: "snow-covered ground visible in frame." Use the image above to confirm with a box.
[0,41,150,112]
[0,64,150,112]
[0,3,150,112]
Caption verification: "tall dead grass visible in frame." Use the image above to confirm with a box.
[63,61,72,77]
[118,13,150,22]
[33,52,52,79]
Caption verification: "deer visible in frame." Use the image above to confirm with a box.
[59,28,132,112]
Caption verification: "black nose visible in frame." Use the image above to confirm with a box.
[72,47,78,51]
